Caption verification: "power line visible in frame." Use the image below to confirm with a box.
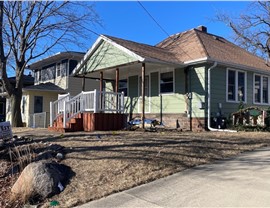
[137,1,171,38]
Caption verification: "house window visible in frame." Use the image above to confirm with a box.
[227,70,236,101]
[34,96,43,113]
[139,76,149,96]
[254,74,269,104]
[263,77,268,103]
[254,75,261,103]
[226,69,246,102]
[160,71,173,93]
[118,79,127,96]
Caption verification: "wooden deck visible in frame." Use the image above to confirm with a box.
[49,112,127,132]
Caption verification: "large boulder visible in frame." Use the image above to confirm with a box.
[11,161,73,203]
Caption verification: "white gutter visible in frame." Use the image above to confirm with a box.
[207,61,237,132]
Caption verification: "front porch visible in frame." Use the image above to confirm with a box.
[49,90,127,132]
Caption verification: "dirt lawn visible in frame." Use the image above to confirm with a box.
[4,128,270,207]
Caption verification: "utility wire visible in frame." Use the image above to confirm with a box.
[137,1,171,39]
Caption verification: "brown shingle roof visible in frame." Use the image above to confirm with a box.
[157,28,270,71]
[23,82,65,92]
[104,35,181,64]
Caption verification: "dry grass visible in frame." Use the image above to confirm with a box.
[11,128,270,207]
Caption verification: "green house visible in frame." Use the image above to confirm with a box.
[68,25,270,131]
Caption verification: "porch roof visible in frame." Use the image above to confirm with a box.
[72,35,183,77]
[23,82,65,93]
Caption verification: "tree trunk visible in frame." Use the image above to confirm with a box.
[10,90,23,127]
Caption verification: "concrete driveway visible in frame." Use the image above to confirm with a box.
[77,146,270,207]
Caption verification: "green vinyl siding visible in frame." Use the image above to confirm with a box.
[125,68,188,115]
[82,41,138,73]
[148,68,187,114]
[150,94,186,113]
[175,68,185,94]
[210,66,247,118]
[190,66,206,118]
[210,66,267,119]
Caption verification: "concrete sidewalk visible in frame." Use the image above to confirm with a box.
[77,147,270,207]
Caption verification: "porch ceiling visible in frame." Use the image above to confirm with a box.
[80,62,180,80]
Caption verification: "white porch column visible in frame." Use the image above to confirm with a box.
[116,68,119,112]
[50,101,53,127]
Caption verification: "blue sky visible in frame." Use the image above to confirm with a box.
[22,1,250,77]
[90,1,250,46]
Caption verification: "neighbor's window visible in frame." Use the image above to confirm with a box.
[118,79,128,96]
[22,96,26,114]
[34,96,43,113]
[226,69,246,102]
[254,74,269,104]
[34,70,41,82]
[160,71,173,93]
[56,63,61,77]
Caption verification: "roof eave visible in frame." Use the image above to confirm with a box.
[144,57,183,67]
[184,57,270,75]
[23,88,66,93]
[27,52,84,70]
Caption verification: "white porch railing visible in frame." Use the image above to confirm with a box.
[50,90,124,128]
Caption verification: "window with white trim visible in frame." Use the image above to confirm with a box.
[254,74,269,104]
[160,71,173,93]
[226,69,246,102]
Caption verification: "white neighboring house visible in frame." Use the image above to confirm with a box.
[5,51,99,127]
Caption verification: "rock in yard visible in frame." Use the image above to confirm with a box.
[56,153,64,161]
[11,161,74,204]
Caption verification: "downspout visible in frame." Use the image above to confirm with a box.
[207,62,237,132]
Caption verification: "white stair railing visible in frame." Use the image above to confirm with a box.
[50,93,70,127]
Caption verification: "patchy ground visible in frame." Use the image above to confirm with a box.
[1,128,270,208]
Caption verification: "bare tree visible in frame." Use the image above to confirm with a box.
[216,1,270,60]
[0,1,101,127]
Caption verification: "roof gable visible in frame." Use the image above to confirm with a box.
[157,28,270,72]
[195,30,270,71]
[76,37,140,74]
[73,35,182,76]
